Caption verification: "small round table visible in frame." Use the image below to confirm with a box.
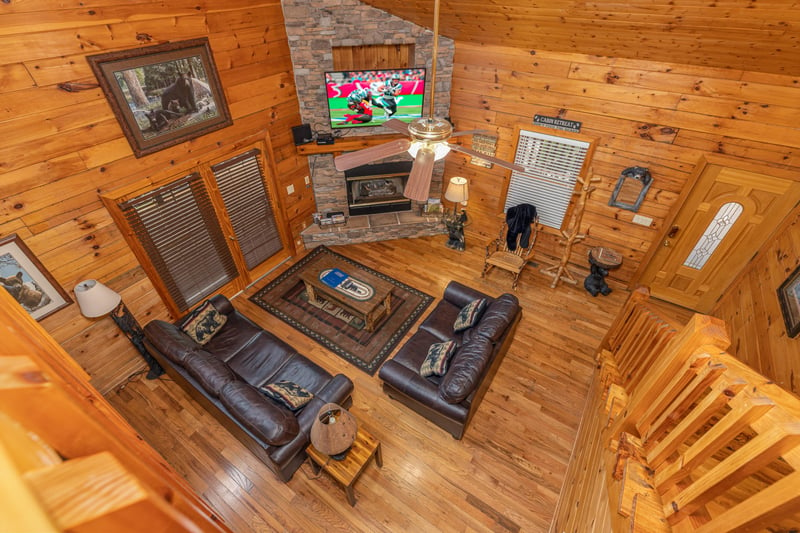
[589,247,623,271]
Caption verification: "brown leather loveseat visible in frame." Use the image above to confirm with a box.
[143,294,354,482]
[378,281,521,439]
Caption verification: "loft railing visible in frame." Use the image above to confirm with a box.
[552,287,800,532]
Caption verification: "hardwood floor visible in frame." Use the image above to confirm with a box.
[107,236,629,532]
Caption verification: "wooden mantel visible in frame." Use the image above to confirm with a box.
[296,134,405,155]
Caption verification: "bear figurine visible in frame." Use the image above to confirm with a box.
[584,263,612,297]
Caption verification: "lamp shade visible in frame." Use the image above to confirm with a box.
[445,176,469,204]
[74,279,121,318]
[310,403,358,458]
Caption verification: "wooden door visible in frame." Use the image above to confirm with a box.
[637,156,800,313]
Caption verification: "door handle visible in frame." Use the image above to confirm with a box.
[667,225,680,238]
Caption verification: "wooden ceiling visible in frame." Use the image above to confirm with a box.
[359,0,800,76]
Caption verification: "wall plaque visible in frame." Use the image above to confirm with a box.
[533,115,582,133]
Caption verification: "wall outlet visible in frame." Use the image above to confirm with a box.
[632,214,653,226]
[304,175,310,185]
[286,184,295,194]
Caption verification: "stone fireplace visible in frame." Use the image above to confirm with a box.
[281,0,455,246]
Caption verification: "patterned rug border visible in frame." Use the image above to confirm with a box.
[249,246,433,375]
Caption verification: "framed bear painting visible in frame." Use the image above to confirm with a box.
[87,38,232,158]
[0,234,72,321]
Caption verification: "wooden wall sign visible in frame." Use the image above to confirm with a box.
[469,134,498,168]
[87,38,232,158]
[533,114,582,133]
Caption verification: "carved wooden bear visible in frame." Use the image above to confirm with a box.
[584,263,612,297]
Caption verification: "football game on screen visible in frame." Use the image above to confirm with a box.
[324,68,426,129]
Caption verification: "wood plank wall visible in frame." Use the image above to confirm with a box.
[713,203,800,396]
[0,1,311,394]
[446,42,800,282]
[444,41,800,394]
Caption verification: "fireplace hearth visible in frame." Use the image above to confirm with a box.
[345,161,412,216]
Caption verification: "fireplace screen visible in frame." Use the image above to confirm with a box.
[344,162,413,216]
[350,176,405,205]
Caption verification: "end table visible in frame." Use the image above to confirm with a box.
[306,425,382,506]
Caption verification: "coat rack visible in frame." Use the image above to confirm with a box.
[541,169,600,288]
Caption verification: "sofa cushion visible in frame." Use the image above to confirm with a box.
[419,299,464,342]
[180,300,227,345]
[453,298,487,332]
[224,332,297,386]
[439,336,494,404]
[202,311,265,361]
[219,381,299,446]
[261,380,314,411]
[183,351,237,396]
[472,294,520,343]
[420,340,457,377]
[143,320,198,365]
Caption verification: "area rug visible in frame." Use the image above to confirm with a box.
[249,246,433,375]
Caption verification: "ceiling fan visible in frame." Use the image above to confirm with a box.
[333,0,525,202]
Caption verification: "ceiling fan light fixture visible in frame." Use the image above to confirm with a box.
[408,140,450,161]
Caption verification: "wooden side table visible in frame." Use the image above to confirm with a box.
[306,426,382,506]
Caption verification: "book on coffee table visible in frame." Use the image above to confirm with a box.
[320,268,349,288]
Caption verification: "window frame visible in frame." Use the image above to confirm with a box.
[101,139,292,317]
[501,124,597,234]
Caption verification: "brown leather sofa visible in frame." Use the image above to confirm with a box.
[143,294,354,482]
[378,281,521,439]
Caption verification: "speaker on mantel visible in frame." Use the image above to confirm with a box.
[292,124,313,145]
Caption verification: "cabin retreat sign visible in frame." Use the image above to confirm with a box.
[533,114,582,133]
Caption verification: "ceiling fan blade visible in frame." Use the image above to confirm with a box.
[450,129,490,138]
[448,143,526,172]
[334,138,411,171]
[382,118,411,135]
[403,148,436,201]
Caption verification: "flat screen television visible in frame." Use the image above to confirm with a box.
[324,68,426,129]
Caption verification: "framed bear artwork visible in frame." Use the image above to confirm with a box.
[87,38,232,158]
[0,234,72,321]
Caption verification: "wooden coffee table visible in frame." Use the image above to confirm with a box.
[307,426,383,506]
[299,253,393,332]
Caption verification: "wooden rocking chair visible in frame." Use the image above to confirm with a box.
[481,215,539,290]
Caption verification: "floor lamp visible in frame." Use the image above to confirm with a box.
[74,279,163,379]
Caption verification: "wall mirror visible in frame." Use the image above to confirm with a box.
[609,166,652,212]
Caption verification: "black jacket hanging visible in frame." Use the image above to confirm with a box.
[506,203,537,251]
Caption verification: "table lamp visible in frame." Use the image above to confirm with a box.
[310,403,358,460]
[443,177,469,251]
[74,279,163,379]
[444,176,469,216]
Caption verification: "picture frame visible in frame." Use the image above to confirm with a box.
[777,263,800,338]
[87,38,232,158]
[0,234,72,321]
[609,166,653,212]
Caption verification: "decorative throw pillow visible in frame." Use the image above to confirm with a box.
[453,298,487,332]
[420,340,457,377]
[180,300,227,345]
[261,380,314,411]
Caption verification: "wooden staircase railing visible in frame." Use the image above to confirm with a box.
[552,287,800,533]
[0,288,231,533]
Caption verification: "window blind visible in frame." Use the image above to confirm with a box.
[504,129,591,229]
[120,173,238,311]
[211,149,282,270]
